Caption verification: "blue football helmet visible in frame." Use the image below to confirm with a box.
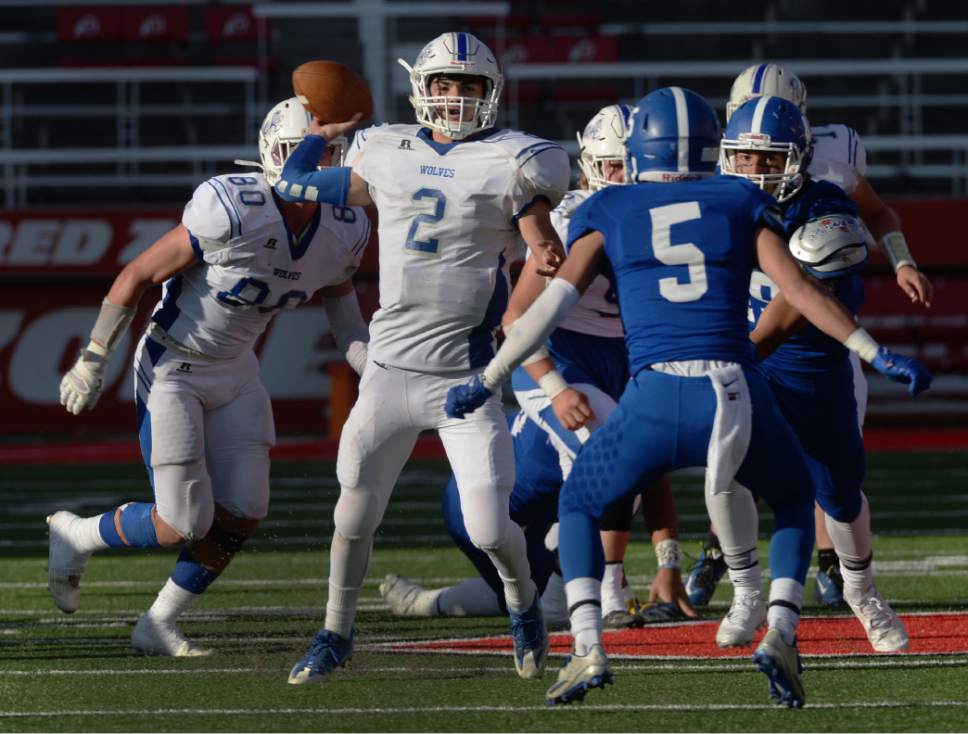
[625,87,721,183]
[720,95,811,203]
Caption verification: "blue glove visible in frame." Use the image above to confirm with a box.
[871,346,933,396]
[445,375,493,419]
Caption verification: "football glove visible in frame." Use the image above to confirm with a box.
[871,346,933,396]
[445,375,492,419]
[60,348,108,415]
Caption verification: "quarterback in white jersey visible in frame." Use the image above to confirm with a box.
[275,33,570,685]
[50,96,370,657]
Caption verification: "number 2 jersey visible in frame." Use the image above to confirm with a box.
[154,173,370,360]
[567,175,783,375]
[348,124,570,374]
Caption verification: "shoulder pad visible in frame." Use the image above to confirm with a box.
[789,213,868,280]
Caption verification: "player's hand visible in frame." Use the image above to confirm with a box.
[896,265,934,308]
[530,239,563,277]
[871,346,933,396]
[59,349,108,415]
[309,113,363,142]
[550,387,594,430]
[647,567,699,619]
[445,375,492,419]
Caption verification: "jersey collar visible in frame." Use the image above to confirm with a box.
[272,193,322,260]
[416,127,498,155]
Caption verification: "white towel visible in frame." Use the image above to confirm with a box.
[704,364,753,498]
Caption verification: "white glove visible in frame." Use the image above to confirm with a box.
[60,348,108,415]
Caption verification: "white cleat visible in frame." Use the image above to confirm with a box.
[379,573,438,617]
[131,613,213,657]
[46,511,91,614]
[716,590,767,647]
[845,587,909,652]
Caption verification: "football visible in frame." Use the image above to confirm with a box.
[292,60,374,123]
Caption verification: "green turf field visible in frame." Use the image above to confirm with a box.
[2,452,968,732]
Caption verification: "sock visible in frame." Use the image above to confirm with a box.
[725,552,761,597]
[324,531,371,639]
[600,561,625,615]
[767,577,803,646]
[840,554,874,603]
[98,503,160,548]
[565,577,602,656]
[437,578,500,616]
[817,547,840,574]
[484,523,535,612]
[72,515,110,554]
[824,493,874,598]
[145,577,200,624]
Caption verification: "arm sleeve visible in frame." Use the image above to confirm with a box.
[181,180,234,262]
[323,290,369,376]
[275,135,352,207]
[482,278,581,389]
[512,144,571,221]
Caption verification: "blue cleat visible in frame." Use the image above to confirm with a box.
[813,567,846,607]
[753,629,805,708]
[287,629,353,685]
[638,601,689,624]
[509,594,549,679]
[546,644,613,705]
[684,543,727,607]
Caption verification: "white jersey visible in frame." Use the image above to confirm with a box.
[350,123,570,374]
[155,173,370,360]
[807,123,867,195]
[550,189,623,338]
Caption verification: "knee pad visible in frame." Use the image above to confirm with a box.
[459,485,510,551]
[152,460,214,541]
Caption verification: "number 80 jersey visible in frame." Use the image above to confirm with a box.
[349,124,570,374]
[154,173,370,360]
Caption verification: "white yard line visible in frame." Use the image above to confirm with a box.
[3,701,968,717]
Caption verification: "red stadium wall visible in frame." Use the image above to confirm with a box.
[0,200,965,439]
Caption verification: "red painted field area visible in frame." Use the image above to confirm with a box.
[386,612,968,659]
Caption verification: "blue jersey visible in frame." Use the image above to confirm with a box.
[568,175,783,375]
[752,178,865,381]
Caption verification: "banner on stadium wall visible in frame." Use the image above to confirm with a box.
[0,211,379,277]
[0,284,379,437]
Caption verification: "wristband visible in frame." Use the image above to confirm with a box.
[655,538,680,571]
[845,327,880,363]
[90,298,135,354]
[878,231,916,272]
[538,370,568,400]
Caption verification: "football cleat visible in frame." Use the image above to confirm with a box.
[288,629,353,685]
[813,567,847,607]
[546,644,613,706]
[753,628,805,708]
[509,594,549,679]
[684,544,728,607]
[638,601,689,624]
[540,572,570,631]
[844,587,909,652]
[131,613,213,657]
[602,608,645,629]
[46,511,91,614]
[716,590,767,647]
[379,573,438,617]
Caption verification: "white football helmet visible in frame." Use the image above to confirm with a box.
[236,97,347,186]
[726,63,807,121]
[398,32,503,140]
[577,104,632,191]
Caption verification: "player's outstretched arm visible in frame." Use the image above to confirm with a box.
[321,278,369,377]
[275,118,372,208]
[60,224,198,415]
[445,232,604,419]
[853,176,933,307]
[756,226,932,395]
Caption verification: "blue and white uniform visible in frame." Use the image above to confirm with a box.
[137,173,368,537]
[556,175,815,588]
[749,178,867,523]
[441,411,562,610]
[512,188,627,476]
